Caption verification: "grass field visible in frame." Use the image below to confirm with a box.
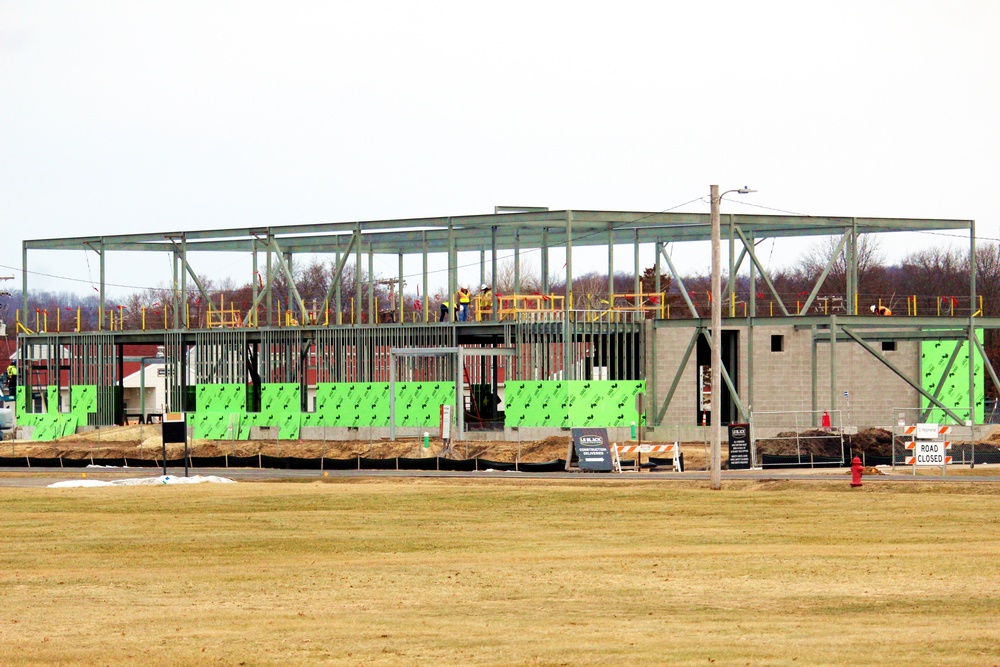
[1,478,999,666]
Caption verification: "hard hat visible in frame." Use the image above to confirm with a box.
[870,304,877,312]
[481,284,488,291]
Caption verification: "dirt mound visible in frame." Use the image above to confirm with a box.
[755,429,847,457]
[845,428,896,456]
[755,428,897,457]
[4,426,576,463]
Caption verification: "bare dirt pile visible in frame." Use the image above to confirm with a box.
[754,426,1000,461]
[755,428,894,457]
[3,426,576,463]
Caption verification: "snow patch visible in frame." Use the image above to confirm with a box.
[48,475,236,488]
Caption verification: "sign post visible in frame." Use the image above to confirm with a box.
[161,412,188,477]
[903,423,952,477]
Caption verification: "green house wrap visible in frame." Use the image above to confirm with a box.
[504,380,645,428]
[921,333,984,424]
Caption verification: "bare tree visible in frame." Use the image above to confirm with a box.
[798,233,884,293]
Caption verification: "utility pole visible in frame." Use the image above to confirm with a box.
[710,185,755,490]
[710,185,722,490]
[375,278,404,322]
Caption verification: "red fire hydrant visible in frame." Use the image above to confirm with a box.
[850,456,863,487]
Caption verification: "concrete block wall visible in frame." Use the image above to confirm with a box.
[649,323,922,437]
[747,325,919,431]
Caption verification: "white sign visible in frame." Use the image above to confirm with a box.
[638,444,653,453]
[914,440,946,466]
[916,423,939,440]
[439,404,452,440]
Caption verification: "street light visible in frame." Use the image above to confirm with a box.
[710,184,756,490]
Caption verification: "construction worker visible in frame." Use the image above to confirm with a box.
[477,284,492,320]
[870,304,892,316]
[439,300,451,322]
[4,362,15,395]
[457,286,471,321]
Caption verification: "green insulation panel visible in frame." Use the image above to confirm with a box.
[229,384,301,440]
[319,382,390,427]
[261,383,300,417]
[60,415,79,437]
[71,385,97,416]
[296,382,453,428]
[11,385,91,441]
[13,413,78,442]
[259,383,301,439]
[567,380,645,427]
[191,412,242,440]
[921,333,984,424]
[504,381,571,427]
[394,382,456,427]
[195,384,246,413]
[504,380,645,428]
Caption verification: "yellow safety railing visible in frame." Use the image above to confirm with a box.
[477,294,565,321]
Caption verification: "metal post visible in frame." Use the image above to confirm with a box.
[335,250,342,324]
[970,218,977,466]
[565,211,574,378]
[368,246,374,323]
[266,244,273,326]
[748,231,755,411]
[422,234,428,323]
[634,228,641,306]
[541,227,549,294]
[608,225,615,309]
[514,229,520,295]
[179,237,186,329]
[252,245,259,327]
[491,226,498,316]
[97,237,105,331]
[21,241,28,326]
[831,315,838,420]
[355,223,362,325]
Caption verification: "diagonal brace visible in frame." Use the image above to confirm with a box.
[655,327,699,425]
[734,227,790,316]
[839,325,965,424]
[798,230,850,315]
[659,243,700,318]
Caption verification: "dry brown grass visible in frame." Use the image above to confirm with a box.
[1,479,999,666]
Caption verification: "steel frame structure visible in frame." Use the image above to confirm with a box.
[18,209,1000,432]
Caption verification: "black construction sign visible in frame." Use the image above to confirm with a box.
[570,427,614,472]
[728,423,751,470]
[161,412,187,444]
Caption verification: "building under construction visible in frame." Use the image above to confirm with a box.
[9,208,998,448]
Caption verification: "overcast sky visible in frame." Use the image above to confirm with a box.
[2,1,998,298]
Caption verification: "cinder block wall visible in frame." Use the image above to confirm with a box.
[648,323,920,437]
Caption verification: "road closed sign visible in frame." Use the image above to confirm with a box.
[915,440,946,466]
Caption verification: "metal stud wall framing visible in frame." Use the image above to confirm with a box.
[163,332,185,413]
[513,312,643,381]
[193,330,247,385]
[66,332,116,424]
[311,324,457,383]
[259,329,303,384]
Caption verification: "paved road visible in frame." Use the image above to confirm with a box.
[2,466,999,487]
